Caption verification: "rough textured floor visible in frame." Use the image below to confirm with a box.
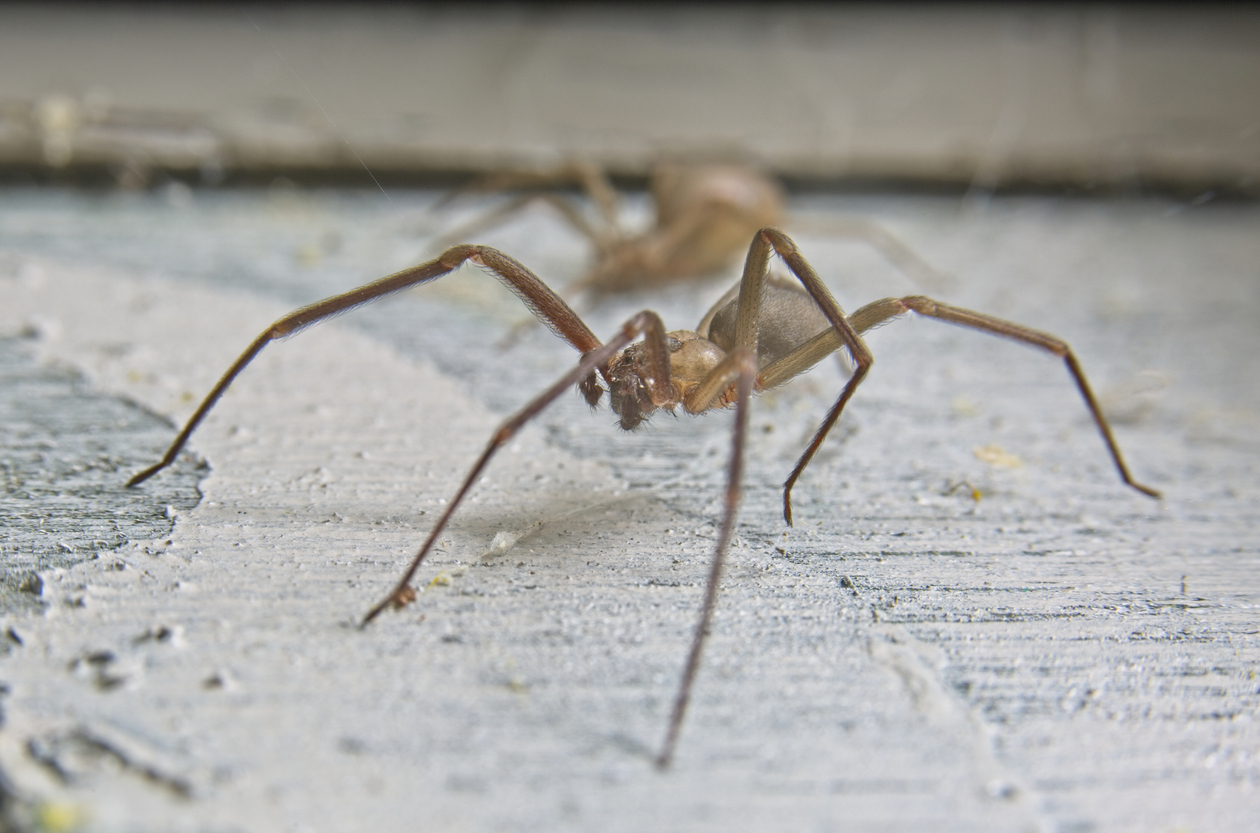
[0,187,1257,831]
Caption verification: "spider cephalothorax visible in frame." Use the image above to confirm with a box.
[606,331,732,430]
[605,341,660,430]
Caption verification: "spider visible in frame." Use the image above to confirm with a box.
[430,161,785,299]
[429,161,945,304]
[128,227,1159,767]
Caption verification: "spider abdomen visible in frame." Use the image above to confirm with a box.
[703,283,832,367]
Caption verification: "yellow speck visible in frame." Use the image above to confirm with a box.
[427,571,452,588]
[37,802,85,833]
[946,481,983,502]
[973,444,1023,469]
[295,244,323,267]
[951,395,979,417]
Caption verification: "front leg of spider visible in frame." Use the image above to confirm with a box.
[125,245,603,489]
[361,309,672,625]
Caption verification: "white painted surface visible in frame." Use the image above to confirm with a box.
[0,191,1257,831]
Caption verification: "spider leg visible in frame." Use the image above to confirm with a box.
[574,199,758,296]
[568,158,622,230]
[428,162,631,349]
[761,293,1160,515]
[732,229,876,525]
[800,215,953,291]
[894,295,1161,498]
[128,245,601,486]
[362,310,671,624]
[657,345,758,768]
[431,192,607,253]
[430,159,622,248]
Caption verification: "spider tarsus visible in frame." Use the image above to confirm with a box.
[126,465,161,487]
[362,586,416,627]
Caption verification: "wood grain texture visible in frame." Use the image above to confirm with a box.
[0,189,1256,831]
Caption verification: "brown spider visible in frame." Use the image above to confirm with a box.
[431,161,786,299]
[128,228,1159,767]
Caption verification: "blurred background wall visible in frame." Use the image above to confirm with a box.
[0,3,1256,194]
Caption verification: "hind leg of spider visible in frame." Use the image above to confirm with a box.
[429,160,623,251]
[430,192,608,255]
[894,295,1160,498]
[784,215,953,292]
[756,294,1160,522]
[718,229,878,525]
